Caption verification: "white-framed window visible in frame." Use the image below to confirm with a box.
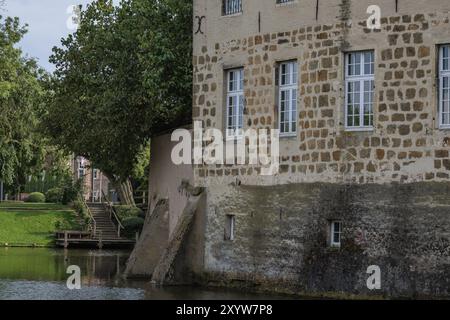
[226,68,244,139]
[439,45,450,128]
[278,61,298,136]
[224,214,236,241]
[93,169,99,180]
[77,159,85,179]
[330,221,342,247]
[222,0,242,16]
[345,51,375,130]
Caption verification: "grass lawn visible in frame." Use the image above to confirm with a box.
[0,202,83,247]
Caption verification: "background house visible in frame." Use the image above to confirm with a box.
[71,156,116,203]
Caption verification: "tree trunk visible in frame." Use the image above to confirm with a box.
[115,179,136,206]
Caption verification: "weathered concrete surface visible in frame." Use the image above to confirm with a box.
[125,132,197,278]
[147,132,194,236]
[168,191,207,285]
[201,182,450,298]
[152,193,206,285]
[124,199,169,278]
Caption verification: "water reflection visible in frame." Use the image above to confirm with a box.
[0,248,129,284]
[0,248,292,300]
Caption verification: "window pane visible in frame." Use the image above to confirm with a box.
[348,52,361,76]
[239,69,244,90]
[228,106,233,128]
[281,64,287,85]
[442,47,450,71]
[280,62,297,86]
[333,232,340,243]
[229,71,234,91]
[291,89,297,132]
[293,62,298,84]
[347,81,360,127]
[363,80,374,127]
[443,75,450,126]
[363,51,374,75]
[238,95,244,129]
[334,222,340,233]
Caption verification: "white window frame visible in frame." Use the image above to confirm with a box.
[344,51,375,131]
[225,214,236,241]
[222,0,242,16]
[77,159,85,179]
[93,169,99,180]
[330,221,342,247]
[439,45,450,129]
[226,68,244,139]
[278,61,298,136]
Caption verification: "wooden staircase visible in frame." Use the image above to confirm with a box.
[87,203,122,240]
[55,202,135,249]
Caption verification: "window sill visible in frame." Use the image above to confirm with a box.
[280,133,297,139]
[276,1,298,8]
[225,136,243,142]
[439,125,450,130]
[344,127,374,133]
[221,12,243,18]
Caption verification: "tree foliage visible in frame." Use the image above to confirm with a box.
[0,15,47,194]
[44,0,192,203]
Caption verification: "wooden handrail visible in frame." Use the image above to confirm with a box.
[101,190,124,237]
[80,195,97,237]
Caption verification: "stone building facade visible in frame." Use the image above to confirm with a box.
[188,0,450,298]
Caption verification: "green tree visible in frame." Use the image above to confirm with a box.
[0,15,47,197]
[44,0,192,205]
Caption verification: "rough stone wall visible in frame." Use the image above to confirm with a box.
[191,1,450,298]
[193,5,450,186]
[202,182,450,298]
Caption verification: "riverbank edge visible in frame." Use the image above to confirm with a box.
[0,243,55,248]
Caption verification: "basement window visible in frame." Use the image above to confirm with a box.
[439,45,450,129]
[330,221,342,247]
[224,215,236,241]
[345,51,375,131]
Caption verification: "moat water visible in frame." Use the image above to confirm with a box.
[0,248,289,300]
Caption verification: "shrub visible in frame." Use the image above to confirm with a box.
[45,187,64,203]
[61,177,83,205]
[73,200,89,224]
[114,205,144,221]
[26,192,46,203]
[122,216,144,238]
